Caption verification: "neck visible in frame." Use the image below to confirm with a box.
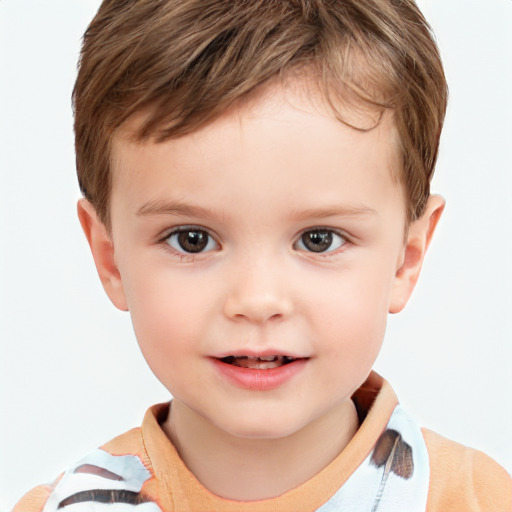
[162,399,359,501]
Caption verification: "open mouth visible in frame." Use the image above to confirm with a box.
[219,355,298,370]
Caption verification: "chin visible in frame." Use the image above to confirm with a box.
[214,409,307,441]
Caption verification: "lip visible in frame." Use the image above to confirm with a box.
[211,357,308,391]
[213,349,305,359]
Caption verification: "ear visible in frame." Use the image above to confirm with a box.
[389,195,445,314]
[77,199,128,311]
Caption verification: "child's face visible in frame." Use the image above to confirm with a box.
[96,81,413,439]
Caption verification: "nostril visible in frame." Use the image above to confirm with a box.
[224,297,293,324]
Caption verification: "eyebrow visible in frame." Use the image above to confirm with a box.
[289,205,378,221]
[137,200,378,221]
[137,199,220,220]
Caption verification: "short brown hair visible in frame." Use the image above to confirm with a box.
[73,0,448,226]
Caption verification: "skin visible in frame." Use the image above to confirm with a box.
[78,78,444,501]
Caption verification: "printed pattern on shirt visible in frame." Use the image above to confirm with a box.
[41,450,162,512]
[315,405,429,512]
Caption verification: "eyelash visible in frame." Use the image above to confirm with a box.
[159,226,349,258]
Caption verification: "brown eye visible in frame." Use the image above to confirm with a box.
[166,229,217,253]
[297,230,345,253]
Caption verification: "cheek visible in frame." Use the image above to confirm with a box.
[120,265,211,357]
[307,262,395,351]
[123,273,211,394]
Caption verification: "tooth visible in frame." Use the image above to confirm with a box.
[221,354,300,369]
[257,361,279,369]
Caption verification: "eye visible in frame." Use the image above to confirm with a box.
[296,229,346,253]
[165,228,218,254]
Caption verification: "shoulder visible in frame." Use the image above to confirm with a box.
[422,428,512,512]
[12,484,54,512]
[11,427,152,512]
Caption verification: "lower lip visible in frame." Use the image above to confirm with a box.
[211,358,308,391]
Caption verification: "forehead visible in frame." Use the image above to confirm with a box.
[110,77,404,219]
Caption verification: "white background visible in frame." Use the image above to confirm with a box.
[0,1,511,510]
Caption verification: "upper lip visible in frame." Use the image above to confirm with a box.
[211,350,309,359]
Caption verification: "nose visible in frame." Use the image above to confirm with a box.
[222,256,294,324]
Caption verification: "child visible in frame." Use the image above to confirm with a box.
[13,0,511,511]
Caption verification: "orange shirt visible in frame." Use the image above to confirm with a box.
[13,373,512,512]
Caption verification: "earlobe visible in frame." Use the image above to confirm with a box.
[389,195,445,314]
[77,199,129,311]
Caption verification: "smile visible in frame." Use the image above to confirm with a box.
[220,355,297,370]
[212,355,308,391]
